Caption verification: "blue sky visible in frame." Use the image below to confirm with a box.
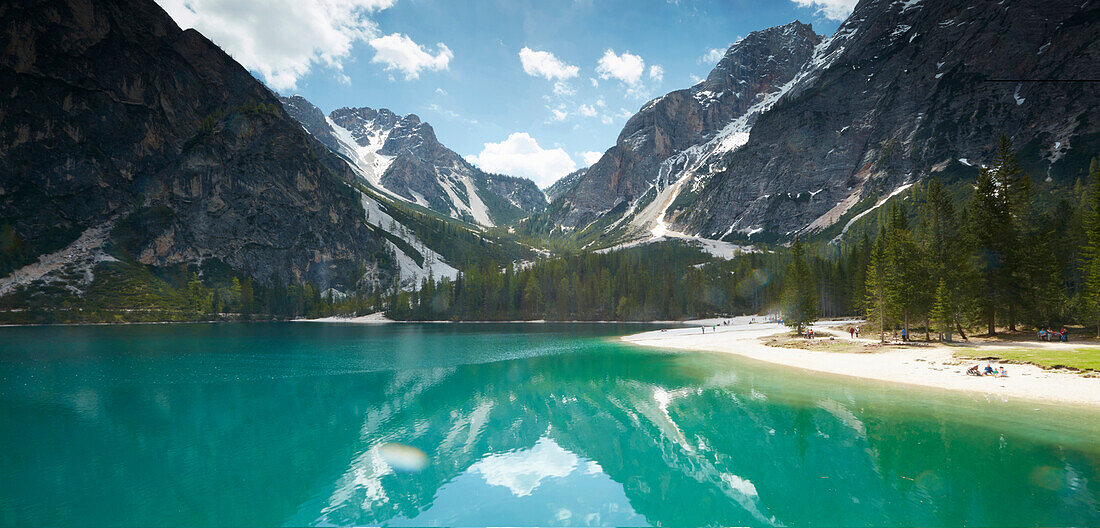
[158,0,851,186]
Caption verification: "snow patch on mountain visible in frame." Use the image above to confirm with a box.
[360,193,458,288]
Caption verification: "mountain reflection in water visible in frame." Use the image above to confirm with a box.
[0,322,1097,527]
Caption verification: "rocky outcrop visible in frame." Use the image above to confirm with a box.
[555,0,1100,243]
[0,0,394,288]
[281,96,547,226]
[675,0,1100,241]
[545,168,588,203]
[553,22,823,229]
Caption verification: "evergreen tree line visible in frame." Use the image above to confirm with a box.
[822,137,1100,340]
[389,243,792,321]
[394,136,1100,335]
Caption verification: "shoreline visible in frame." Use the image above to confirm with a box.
[621,317,1100,407]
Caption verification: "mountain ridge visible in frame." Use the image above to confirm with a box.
[281,95,547,227]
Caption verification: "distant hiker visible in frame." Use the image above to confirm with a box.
[901,328,908,341]
[848,326,855,339]
[808,328,815,339]
[1061,328,1068,342]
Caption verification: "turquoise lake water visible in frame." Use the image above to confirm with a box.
[0,322,1098,526]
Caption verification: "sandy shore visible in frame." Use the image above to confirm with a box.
[622,317,1100,407]
[295,312,396,324]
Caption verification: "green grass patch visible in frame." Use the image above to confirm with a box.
[952,347,1100,372]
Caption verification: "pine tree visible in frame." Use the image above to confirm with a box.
[865,227,892,343]
[968,161,1014,335]
[782,237,819,333]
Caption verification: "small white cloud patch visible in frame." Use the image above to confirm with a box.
[369,33,453,80]
[648,65,664,82]
[790,0,858,21]
[466,133,577,187]
[519,47,580,80]
[699,47,727,65]
[580,151,603,166]
[596,49,646,85]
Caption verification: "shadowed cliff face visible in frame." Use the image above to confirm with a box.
[0,0,394,287]
[674,0,1100,241]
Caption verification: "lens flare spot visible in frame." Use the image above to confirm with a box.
[379,443,429,473]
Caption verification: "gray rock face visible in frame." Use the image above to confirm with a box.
[0,0,394,288]
[553,21,822,228]
[281,97,547,226]
[545,168,588,203]
[674,0,1100,240]
[554,0,1100,243]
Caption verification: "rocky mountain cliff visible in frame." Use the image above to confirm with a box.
[281,96,547,227]
[545,167,588,203]
[556,0,1100,244]
[552,21,823,231]
[0,0,396,294]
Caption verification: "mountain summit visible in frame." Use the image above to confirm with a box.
[282,96,547,227]
[552,0,1100,244]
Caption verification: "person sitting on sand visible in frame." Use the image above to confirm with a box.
[984,364,995,375]
[998,366,1008,377]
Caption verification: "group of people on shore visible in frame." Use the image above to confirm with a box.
[967,363,1008,377]
[1038,327,1068,342]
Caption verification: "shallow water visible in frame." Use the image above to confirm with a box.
[0,322,1097,526]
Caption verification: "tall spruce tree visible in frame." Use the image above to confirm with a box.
[782,237,819,333]
[919,178,968,340]
[968,159,1014,335]
[865,227,892,343]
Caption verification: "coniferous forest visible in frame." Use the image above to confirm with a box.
[393,138,1100,339]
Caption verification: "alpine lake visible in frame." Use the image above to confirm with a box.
[1,322,1098,526]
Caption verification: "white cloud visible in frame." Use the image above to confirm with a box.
[519,47,580,80]
[648,65,664,82]
[552,81,576,96]
[596,49,646,85]
[601,115,613,125]
[595,98,605,107]
[577,104,597,117]
[369,33,452,79]
[589,77,599,87]
[790,0,857,21]
[157,0,394,91]
[699,47,727,65]
[579,151,603,166]
[466,133,577,187]
[469,438,578,497]
[435,87,447,95]
[549,107,569,122]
